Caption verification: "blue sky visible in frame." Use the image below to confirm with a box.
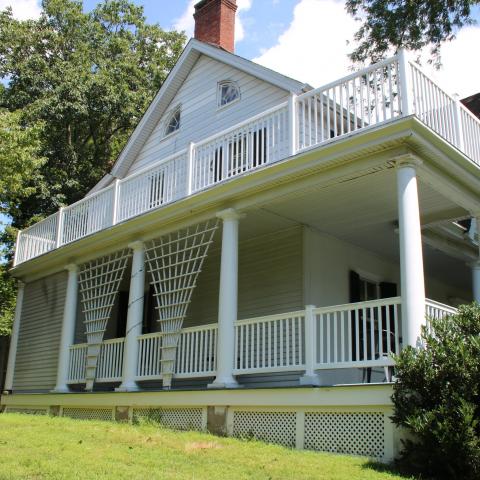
[80,0,299,60]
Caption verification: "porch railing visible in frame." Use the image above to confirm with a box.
[136,323,218,380]
[67,297,457,385]
[15,51,480,266]
[425,298,457,320]
[67,338,124,384]
[313,297,401,369]
[234,311,306,374]
[96,338,125,382]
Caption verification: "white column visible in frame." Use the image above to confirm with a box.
[299,305,320,386]
[117,241,145,392]
[53,264,78,392]
[3,281,25,393]
[396,157,426,348]
[288,94,297,156]
[472,263,480,303]
[471,217,480,303]
[397,48,414,117]
[209,208,242,388]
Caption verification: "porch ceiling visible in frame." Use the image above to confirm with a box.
[240,167,473,293]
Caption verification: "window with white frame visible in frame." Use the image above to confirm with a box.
[218,80,240,107]
[165,106,181,136]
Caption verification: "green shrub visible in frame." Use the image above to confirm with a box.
[392,303,480,479]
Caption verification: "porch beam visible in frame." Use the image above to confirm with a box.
[396,155,426,348]
[117,241,145,391]
[53,264,79,393]
[209,208,243,389]
[3,281,25,393]
[419,207,469,228]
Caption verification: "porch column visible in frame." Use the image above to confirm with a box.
[396,156,426,348]
[209,208,242,389]
[3,281,25,393]
[117,241,145,392]
[471,217,480,302]
[53,264,78,392]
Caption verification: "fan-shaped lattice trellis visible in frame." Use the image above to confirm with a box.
[79,249,131,390]
[145,220,218,388]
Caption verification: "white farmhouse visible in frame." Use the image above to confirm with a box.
[2,0,480,462]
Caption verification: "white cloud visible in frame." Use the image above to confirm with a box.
[420,27,480,98]
[0,0,41,20]
[253,0,357,87]
[254,0,480,98]
[174,0,252,43]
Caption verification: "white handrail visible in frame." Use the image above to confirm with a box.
[297,55,399,101]
[195,102,288,148]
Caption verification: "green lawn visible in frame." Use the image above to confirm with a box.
[0,413,413,480]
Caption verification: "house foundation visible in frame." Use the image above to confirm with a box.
[1,384,399,463]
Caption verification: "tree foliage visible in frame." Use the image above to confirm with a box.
[0,110,45,212]
[0,263,16,336]
[0,0,186,334]
[346,0,479,64]
[392,303,480,479]
[0,0,186,249]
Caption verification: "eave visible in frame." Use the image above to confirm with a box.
[12,116,480,283]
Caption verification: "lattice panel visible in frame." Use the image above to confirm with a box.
[304,411,385,459]
[79,249,131,390]
[145,220,218,387]
[4,407,47,415]
[132,407,204,431]
[232,411,296,447]
[62,407,114,421]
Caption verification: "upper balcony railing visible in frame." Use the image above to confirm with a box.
[14,51,480,266]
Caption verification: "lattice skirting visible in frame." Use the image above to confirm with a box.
[132,407,205,431]
[230,409,387,460]
[62,407,115,421]
[232,411,297,447]
[304,411,384,458]
[4,406,48,415]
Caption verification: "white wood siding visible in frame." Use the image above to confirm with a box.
[13,271,67,392]
[126,55,290,175]
[184,227,304,328]
[303,227,470,308]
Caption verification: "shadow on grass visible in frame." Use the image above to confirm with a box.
[362,460,419,479]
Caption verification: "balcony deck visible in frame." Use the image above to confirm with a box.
[14,52,480,266]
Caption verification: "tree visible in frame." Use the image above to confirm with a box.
[0,0,186,254]
[0,264,16,337]
[0,109,45,217]
[346,0,479,64]
[392,303,480,479]
[0,0,186,335]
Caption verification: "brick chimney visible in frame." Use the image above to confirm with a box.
[194,0,237,53]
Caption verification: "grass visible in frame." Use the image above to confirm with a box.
[0,413,413,480]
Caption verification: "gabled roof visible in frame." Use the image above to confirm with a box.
[92,39,308,190]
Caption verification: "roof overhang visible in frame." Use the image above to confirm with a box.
[13,116,480,283]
